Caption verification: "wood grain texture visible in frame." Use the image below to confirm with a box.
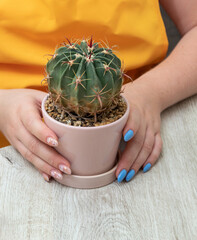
[0,95,197,240]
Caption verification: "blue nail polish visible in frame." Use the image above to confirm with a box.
[126,169,135,182]
[117,169,127,183]
[143,163,152,173]
[124,130,134,142]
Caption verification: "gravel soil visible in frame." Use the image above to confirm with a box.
[45,95,127,127]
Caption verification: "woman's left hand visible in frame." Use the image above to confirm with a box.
[116,79,163,182]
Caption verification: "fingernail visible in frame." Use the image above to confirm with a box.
[51,170,63,180]
[59,164,72,175]
[47,137,58,147]
[117,169,127,183]
[143,163,152,173]
[126,169,135,182]
[42,173,50,182]
[124,130,134,142]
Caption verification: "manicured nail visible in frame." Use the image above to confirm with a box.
[50,170,63,180]
[47,137,58,147]
[42,173,50,182]
[117,169,127,183]
[143,163,152,173]
[124,130,134,142]
[59,164,72,175]
[126,169,135,182]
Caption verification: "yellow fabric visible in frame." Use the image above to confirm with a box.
[0,132,10,148]
[0,0,168,87]
[0,0,168,147]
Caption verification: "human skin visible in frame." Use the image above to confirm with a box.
[116,0,197,181]
[0,89,71,181]
[0,0,197,182]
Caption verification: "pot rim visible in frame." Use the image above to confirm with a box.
[41,94,130,130]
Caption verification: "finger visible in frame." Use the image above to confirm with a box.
[15,139,64,180]
[16,125,72,175]
[37,168,51,182]
[42,173,51,182]
[38,170,51,182]
[142,133,163,173]
[33,90,47,103]
[21,105,59,147]
[122,106,141,142]
[125,129,155,182]
[116,120,146,182]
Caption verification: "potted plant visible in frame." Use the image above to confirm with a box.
[41,38,130,189]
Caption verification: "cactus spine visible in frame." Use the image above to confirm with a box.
[45,38,124,121]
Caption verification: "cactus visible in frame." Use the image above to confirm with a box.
[45,38,124,121]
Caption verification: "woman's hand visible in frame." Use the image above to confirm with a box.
[0,89,71,182]
[116,80,163,182]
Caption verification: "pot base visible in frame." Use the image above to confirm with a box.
[55,152,119,189]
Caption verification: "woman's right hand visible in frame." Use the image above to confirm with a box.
[0,89,72,182]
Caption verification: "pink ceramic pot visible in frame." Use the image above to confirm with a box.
[41,94,129,188]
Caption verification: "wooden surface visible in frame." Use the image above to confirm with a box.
[0,94,197,240]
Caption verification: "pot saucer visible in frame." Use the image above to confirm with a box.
[55,152,120,189]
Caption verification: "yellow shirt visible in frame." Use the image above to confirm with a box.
[0,0,168,147]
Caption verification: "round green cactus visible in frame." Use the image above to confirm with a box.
[45,38,124,118]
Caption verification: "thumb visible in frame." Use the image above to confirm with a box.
[33,90,48,103]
